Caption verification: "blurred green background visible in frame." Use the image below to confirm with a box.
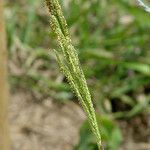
[5,0,150,150]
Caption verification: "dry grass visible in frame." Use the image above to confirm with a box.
[0,0,10,149]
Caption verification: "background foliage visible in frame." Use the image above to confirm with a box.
[6,0,150,149]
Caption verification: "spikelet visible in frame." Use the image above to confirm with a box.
[45,0,102,149]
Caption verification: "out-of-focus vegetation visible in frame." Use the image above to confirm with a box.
[0,0,10,149]
[5,0,150,149]
[75,115,122,150]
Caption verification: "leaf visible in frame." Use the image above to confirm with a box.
[75,115,122,150]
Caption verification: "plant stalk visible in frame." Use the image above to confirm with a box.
[44,0,102,149]
[0,0,10,149]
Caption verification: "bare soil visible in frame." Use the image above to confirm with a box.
[9,90,85,150]
[9,90,150,150]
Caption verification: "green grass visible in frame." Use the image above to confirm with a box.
[6,0,150,149]
[45,0,102,149]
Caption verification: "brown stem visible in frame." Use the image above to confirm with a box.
[0,0,10,149]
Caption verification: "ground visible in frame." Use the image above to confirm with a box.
[9,91,85,150]
[9,90,150,150]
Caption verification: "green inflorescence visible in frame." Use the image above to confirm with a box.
[45,0,102,149]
